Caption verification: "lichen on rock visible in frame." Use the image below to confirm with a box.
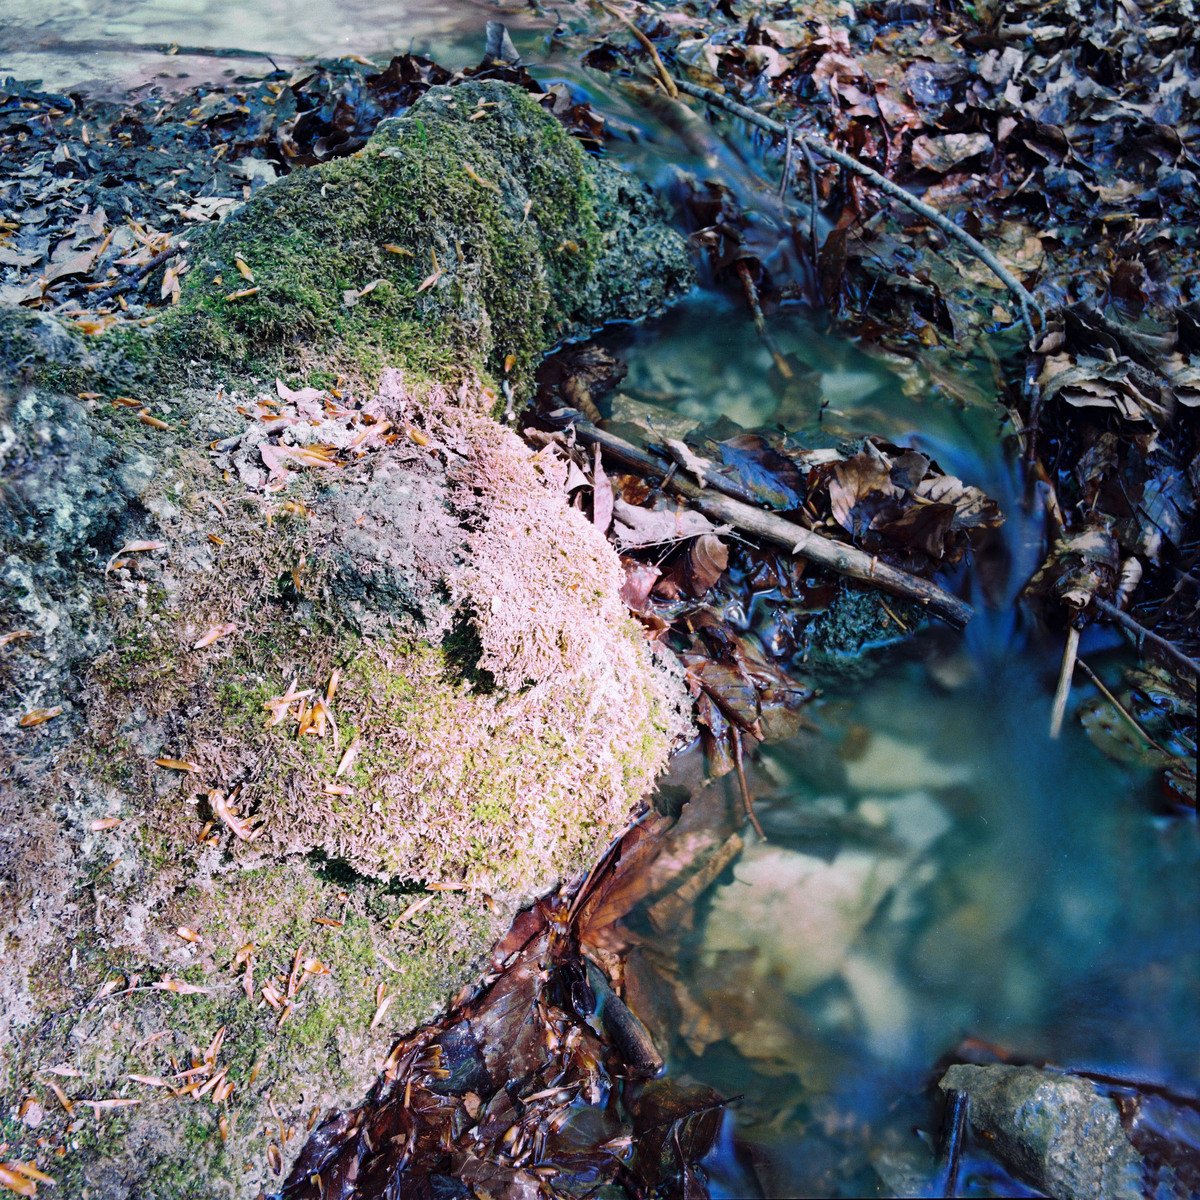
[939,1063,1146,1200]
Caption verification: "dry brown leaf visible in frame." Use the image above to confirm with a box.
[79,1098,142,1112]
[192,622,237,649]
[151,978,211,995]
[105,540,166,573]
[369,992,395,1030]
[210,789,256,841]
[0,1163,38,1197]
[154,757,199,772]
[45,1082,74,1117]
[18,707,63,728]
[397,894,435,923]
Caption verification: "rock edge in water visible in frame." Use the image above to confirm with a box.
[940,1063,1145,1200]
[0,79,693,1197]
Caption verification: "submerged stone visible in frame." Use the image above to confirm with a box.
[939,1063,1145,1200]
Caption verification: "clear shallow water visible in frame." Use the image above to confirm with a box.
[603,294,1200,1196]
[0,0,540,95]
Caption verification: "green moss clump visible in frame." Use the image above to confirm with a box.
[152,81,608,392]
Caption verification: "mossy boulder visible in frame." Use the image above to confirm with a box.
[146,79,693,391]
[0,79,692,1197]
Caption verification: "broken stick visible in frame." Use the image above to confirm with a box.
[1092,596,1200,680]
[548,410,975,627]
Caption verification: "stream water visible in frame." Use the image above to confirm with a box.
[6,6,1198,1195]
[592,294,1200,1195]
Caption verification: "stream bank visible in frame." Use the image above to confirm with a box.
[1,72,694,1196]
[2,2,1198,1197]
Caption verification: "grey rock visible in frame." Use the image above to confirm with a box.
[939,1063,1145,1200]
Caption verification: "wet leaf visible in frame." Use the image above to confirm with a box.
[627,1079,726,1189]
[683,534,729,596]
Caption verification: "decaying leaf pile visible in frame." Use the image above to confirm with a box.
[277,876,727,1200]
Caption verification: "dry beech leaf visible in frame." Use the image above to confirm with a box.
[154,757,199,772]
[152,978,211,995]
[18,707,63,728]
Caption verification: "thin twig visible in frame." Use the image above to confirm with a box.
[1092,596,1200,680]
[801,140,820,277]
[1049,624,1080,739]
[92,244,182,303]
[735,260,793,378]
[1075,659,1174,758]
[671,76,1045,338]
[778,122,794,202]
[732,730,766,839]
[940,1089,969,1199]
[547,409,975,627]
[601,3,677,97]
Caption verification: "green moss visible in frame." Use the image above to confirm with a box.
[147,81,601,393]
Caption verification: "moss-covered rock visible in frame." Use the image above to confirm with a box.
[0,78,692,1197]
[146,79,692,392]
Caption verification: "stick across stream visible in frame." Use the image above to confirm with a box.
[546,409,976,628]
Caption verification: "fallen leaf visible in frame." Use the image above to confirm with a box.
[0,1163,38,1197]
[154,757,199,772]
[18,707,63,728]
[369,992,395,1029]
[105,540,166,573]
[592,444,614,533]
[152,979,211,995]
[192,622,238,649]
[911,132,993,172]
[210,789,257,841]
